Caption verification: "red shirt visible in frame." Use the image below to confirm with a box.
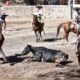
[6,0,10,6]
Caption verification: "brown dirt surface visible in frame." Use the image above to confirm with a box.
[0,21,80,80]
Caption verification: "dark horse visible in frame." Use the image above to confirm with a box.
[21,44,68,64]
[56,21,77,44]
[32,14,45,42]
[0,14,8,62]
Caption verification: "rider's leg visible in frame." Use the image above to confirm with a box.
[77,24,80,36]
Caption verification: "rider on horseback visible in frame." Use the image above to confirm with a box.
[73,8,80,36]
[33,5,44,23]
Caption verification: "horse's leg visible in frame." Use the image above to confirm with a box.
[43,28,45,35]
[65,32,69,43]
[37,31,40,41]
[0,48,8,62]
[62,34,67,45]
[35,31,38,42]
[62,32,69,45]
[39,31,42,41]
[42,23,45,35]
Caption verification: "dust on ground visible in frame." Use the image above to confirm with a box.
[0,21,80,80]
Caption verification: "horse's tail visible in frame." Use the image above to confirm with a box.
[56,23,63,38]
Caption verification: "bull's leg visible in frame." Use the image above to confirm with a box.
[0,48,8,62]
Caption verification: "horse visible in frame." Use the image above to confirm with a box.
[21,44,69,65]
[0,14,8,62]
[56,21,78,44]
[32,14,45,42]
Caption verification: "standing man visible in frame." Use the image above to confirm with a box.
[0,6,8,63]
[73,8,80,36]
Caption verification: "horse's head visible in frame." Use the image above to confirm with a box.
[38,14,42,20]
[21,44,32,56]
[33,14,42,22]
[33,14,38,21]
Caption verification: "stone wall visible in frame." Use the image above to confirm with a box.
[2,5,71,22]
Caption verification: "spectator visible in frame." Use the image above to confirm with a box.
[6,0,10,6]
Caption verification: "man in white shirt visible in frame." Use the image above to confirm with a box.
[33,5,44,23]
[71,8,80,36]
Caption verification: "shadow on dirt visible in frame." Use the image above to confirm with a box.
[36,68,80,80]
[0,54,29,66]
[43,38,62,42]
[56,60,73,67]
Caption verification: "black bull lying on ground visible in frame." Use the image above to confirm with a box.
[21,45,69,65]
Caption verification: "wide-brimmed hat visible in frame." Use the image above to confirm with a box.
[36,5,43,9]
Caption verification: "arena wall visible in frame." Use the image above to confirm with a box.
[3,5,71,23]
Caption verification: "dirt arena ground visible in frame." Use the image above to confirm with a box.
[0,21,80,80]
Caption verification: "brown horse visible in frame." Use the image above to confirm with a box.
[56,21,78,44]
[32,15,45,42]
